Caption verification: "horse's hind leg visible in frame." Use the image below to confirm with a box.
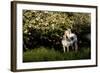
[75,42,78,52]
[72,44,74,51]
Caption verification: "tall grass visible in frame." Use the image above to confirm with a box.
[23,47,91,62]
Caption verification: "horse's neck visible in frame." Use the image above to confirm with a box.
[63,35,71,42]
[63,35,67,40]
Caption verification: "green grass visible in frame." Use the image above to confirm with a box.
[23,47,91,62]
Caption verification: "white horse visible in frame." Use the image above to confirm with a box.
[61,29,78,52]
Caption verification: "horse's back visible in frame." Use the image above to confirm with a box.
[70,33,77,40]
[69,33,76,38]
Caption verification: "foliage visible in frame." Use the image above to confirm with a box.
[23,10,91,50]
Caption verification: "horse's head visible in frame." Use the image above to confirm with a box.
[64,29,71,39]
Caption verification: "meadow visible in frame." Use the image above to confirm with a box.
[23,46,91,62]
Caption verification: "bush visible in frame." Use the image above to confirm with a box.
[23,10,91,50]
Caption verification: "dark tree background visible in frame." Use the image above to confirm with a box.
[23,10,91,51]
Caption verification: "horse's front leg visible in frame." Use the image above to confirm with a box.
[63,46,66,53]
[67,46,69,52]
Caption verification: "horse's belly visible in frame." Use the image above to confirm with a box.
[62,40,67,46]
